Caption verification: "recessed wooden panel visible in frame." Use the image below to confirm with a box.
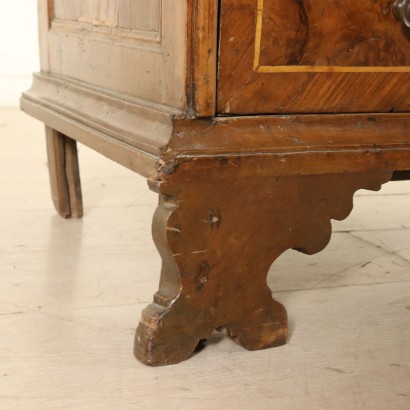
[53,0,81,22]
[118,0,160,32]
[218,0,410,114]
[257,0,410,69]
[53,0,160,32]
[44,0,186,109]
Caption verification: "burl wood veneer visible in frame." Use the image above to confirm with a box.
[21,0,410,366]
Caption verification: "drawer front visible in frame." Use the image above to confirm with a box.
[218,0,410,114]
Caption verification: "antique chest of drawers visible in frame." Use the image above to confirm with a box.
[22,0,410,365]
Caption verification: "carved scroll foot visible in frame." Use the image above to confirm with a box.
[225,296,288,351]
[134,171,392,366]
[134,302,206,366]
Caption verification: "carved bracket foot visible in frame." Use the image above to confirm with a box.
[134,171,392,366]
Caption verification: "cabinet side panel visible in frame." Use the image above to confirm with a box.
[54,0,161,31]
[44,0,187,110]
[53,0,81,21]
[48,32,164,102]
[38,0,51,71]
[161,0,187,108]
[118,0,160,31]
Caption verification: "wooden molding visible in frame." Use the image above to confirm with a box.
[21,74,410,179]
[173,114,410,155]
[50,19,162,46]
[21,73,165,179]
[21,73,176,155]
[165,114,410,180]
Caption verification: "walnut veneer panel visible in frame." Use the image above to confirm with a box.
[218,0,410,114]
[259,0,410,68]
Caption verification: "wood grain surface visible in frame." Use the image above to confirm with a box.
[257,0,410,69]
[218,0,410,114]
[188,0,219,116]
[47,0,187,110]
[134,170,393,365]
[53,0,160,31]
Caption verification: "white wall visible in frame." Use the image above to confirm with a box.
[0,2,40,107]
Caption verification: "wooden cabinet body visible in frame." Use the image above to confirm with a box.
[22,0,410,366]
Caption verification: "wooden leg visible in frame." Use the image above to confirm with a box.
[134,171,392,366]
[45,127,83,219]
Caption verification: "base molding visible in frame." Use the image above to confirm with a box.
[21,73,410,181]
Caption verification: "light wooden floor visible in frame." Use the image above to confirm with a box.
[1,109,409,410]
